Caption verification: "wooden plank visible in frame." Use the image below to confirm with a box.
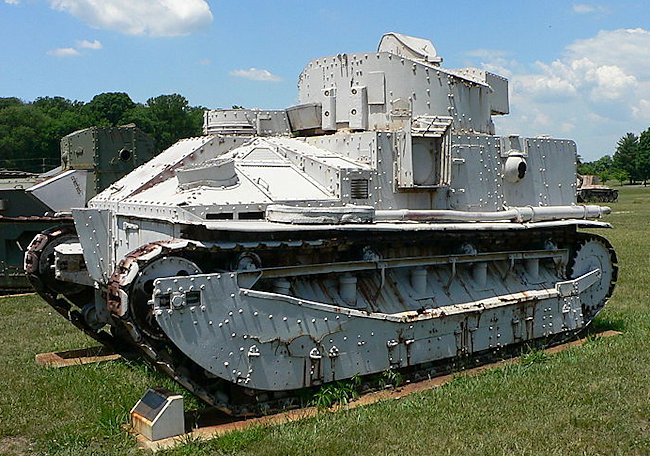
[35,346,120,367]
[0,292,36,300]
[135,330,622,452]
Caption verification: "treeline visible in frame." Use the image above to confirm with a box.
[579,129,650,185]
[0,93,204,173]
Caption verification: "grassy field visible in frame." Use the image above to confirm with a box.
[1,186,649,455]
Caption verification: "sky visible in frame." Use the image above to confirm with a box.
[2,0,650,161]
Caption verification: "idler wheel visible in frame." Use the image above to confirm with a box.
[129,256,202,340]
[25,225,91,305]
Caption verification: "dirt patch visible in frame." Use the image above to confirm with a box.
[0,436,35,456]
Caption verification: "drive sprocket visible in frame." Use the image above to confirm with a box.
[567,233,618,320]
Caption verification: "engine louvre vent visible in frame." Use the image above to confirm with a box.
[350,179,369,199]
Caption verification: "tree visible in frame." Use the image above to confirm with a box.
[0,104,52,172]
[593,155,613,182]
[613,132,639,183]
[34,96,94,159]
[120,104,156,137]
[0,90,206,172]
[0,97,23,110]
[610,168,629,186]
[33,96,80,116]
[637,128,650,186]
[145,94,203,150]
[85,92,136,126]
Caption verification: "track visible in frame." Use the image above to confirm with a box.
[26,225,618,416]
[25,225,124,352]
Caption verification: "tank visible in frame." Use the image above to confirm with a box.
[0,125,155,293]
[26,33,617,415]
[577,174,618,203]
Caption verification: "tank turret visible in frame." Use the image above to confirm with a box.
[27,34,617,416]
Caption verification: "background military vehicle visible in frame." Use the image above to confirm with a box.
[0,125,154,292]
[577,174,619,203]
[27,33,616,416]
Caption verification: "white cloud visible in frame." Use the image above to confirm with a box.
[230,68,282,82]
[77,39,102,49]
[519,56,638,102]
[48,0,213,37]
[560,122,576,133]
[465,49,509,60]
[572,3,608,14]
[567,29,650,76]
[463,49,520,78]
[632,99,650,123]
[47,38,102,57]
[47,47,81,57]
[4,0,20,5]
[474,28,650,160]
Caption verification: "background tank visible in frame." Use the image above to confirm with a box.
[577,174,619,203]
[0,125,154,293]
[27,33,617,416]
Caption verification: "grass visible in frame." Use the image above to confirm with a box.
[1,185,649,455]
[310,375,361,411]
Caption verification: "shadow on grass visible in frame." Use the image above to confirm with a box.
[589,314,626,333]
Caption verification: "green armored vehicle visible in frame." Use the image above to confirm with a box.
[0,125,154,292]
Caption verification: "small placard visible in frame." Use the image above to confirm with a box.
[131,388,184,441]
[134,388,169,422]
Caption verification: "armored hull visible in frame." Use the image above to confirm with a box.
[26,33,617,415]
